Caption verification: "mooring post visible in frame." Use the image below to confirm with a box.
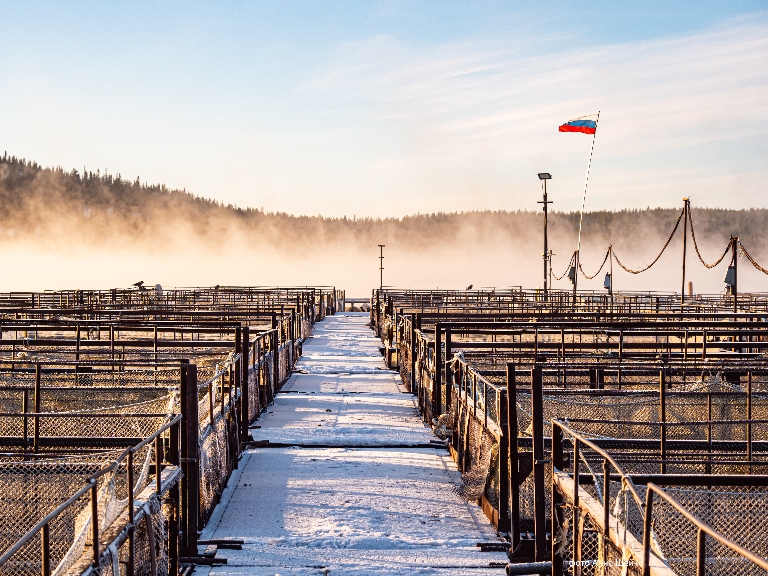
[531,364,547,561]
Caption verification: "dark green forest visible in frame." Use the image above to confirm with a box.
[0,154,763,257]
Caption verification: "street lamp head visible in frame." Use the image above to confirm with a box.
[538,173,552,180]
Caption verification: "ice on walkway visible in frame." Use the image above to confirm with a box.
[201,313,508,575]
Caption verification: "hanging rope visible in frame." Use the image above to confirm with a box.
[687,206,732,268]
[612,208,685,275]
[740,243,768,275]
[578,247,611,280]
[554,252,576,281]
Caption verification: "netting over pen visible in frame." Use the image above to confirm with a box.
[555,420,768,576]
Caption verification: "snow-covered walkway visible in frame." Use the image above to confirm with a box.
[200,313,508,575]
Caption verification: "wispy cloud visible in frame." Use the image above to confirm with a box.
[305,14,768,215]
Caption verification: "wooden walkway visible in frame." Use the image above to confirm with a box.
[199,313,507,575]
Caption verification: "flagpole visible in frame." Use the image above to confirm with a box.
[572,111,600,309]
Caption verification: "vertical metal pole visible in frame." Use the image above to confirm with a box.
[41,523,51,576]
[573,438,580,573]
[155,434,163,495]
[642,491,654,576]
[444,327,452,413]
[498,386,510,532]
[696,529,706,576]
[378,244,385,290]
[602,457,610,555]
[127,450,134,576]
[91,481,99,566]
[551,423,564,576]
[542,179,549,298]
[410,314,417,394]
[733,235,739,313]
[748,370,753,471]
[33,364,41,454]
[660,370,666,474]
[433,323,442,418]
[681,198,689,308]
[531,365,546,561]
[242,326,251,435]
[180,362,199,559]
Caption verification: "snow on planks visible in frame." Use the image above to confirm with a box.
[199,313,508,575]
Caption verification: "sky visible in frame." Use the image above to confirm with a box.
[0,1,767,218]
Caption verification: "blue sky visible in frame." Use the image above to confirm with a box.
[1,1,766,217]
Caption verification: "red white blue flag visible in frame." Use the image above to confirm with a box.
[559,114,598,135]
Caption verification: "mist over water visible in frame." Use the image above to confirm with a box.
[1,156,765,296]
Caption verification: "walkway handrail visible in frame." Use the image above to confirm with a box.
[0,413,182,571]
[643,483,768,575]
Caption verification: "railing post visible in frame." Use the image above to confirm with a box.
[504,363,521,550]
[697,528,706,576]
[33,364,41,453]
[91,480,99,567]
[434,323,442,418]
[41,523,51,576]
[127,449,135,576]
[531,364,547,561]
[241,326,251,438]
[573,438,581,574]
[179,362,199,559]
[642,489,654,576]
[410,314,417,395]
[155,434,163,496]
[602,457,610,559]
[498,387,510,533]
[168,419,179,576]
[551,423,564,576]
[444,327,452,413]
[659,370,666,474]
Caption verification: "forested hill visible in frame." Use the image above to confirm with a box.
[0,154,765,254]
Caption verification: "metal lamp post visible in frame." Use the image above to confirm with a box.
[537,173,553,299]
[378,245,385,290]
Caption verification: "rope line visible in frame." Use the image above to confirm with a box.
[554,253,576,281]
[687,206,732,268]
[612,208,685,275]
[740,243,768,275]
[578,247,611,280]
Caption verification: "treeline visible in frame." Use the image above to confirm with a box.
[0,154,764,254]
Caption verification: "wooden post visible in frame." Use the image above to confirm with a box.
[531,364,547,561]
[498,385,510,532]
[179,363,199,558]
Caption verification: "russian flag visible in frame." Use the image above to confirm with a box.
[559,114,598,134]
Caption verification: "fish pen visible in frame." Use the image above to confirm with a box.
[0,286,335,576]
[377,287,768,574]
